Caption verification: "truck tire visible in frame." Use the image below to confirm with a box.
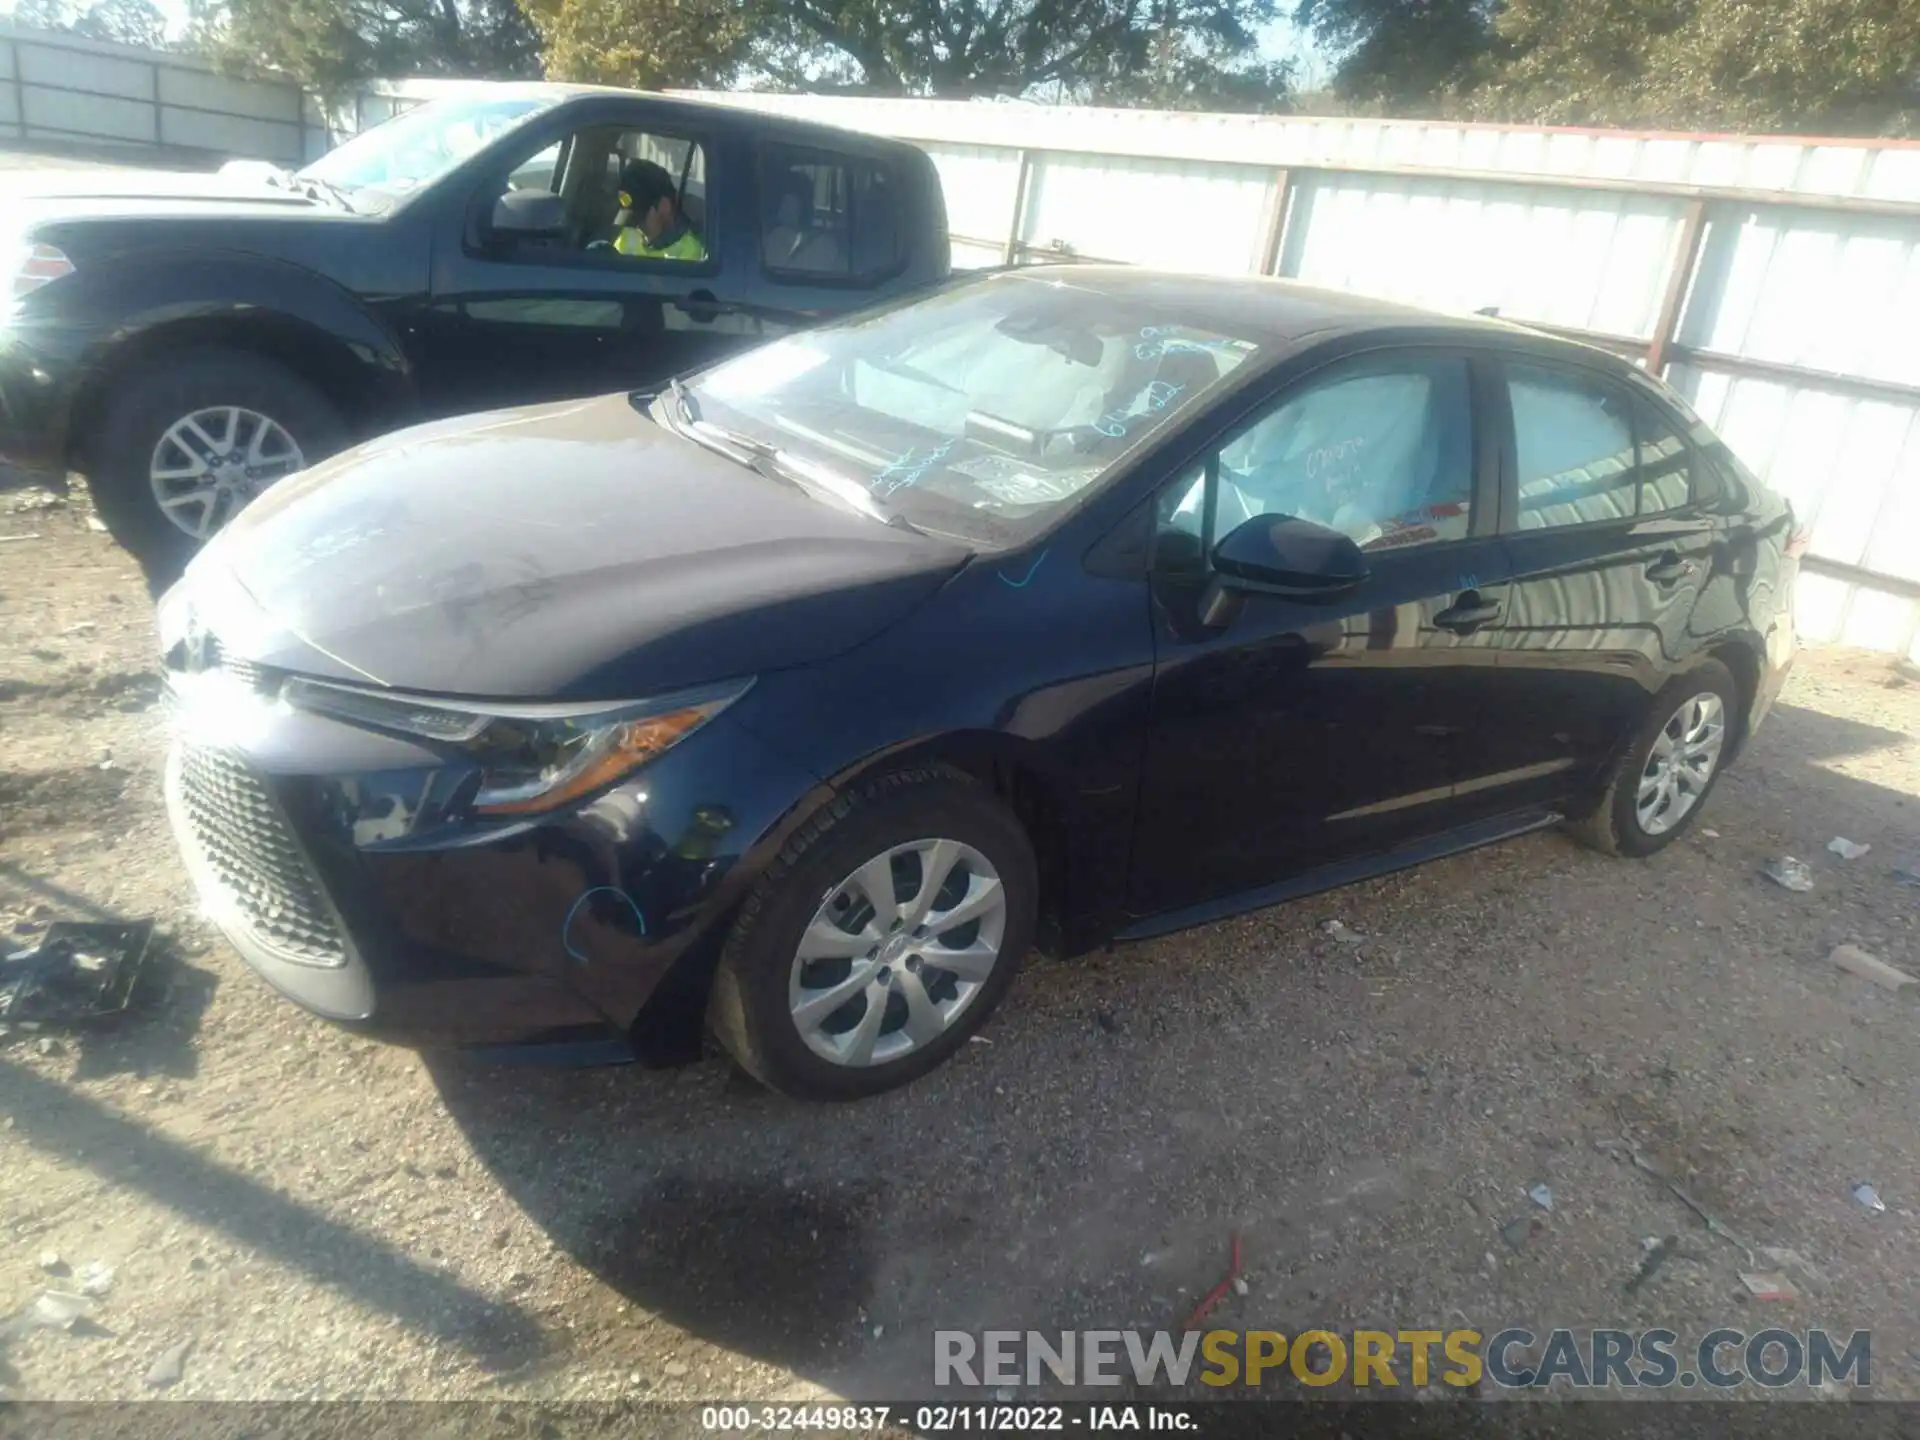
[84,348,346,590]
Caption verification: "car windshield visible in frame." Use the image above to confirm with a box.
[298,95,557,212]
[682,272,1263,547]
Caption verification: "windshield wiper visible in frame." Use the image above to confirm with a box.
[291,174,357,213]
[674,412,924,535]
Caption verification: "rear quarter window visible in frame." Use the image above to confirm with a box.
[759,141,905,284]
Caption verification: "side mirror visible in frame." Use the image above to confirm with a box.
[489,189,568,243]
[1209,514,1367,600]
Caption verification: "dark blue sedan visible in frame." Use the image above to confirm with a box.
[157,266,1800,1099]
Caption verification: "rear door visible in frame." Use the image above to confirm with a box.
[418,102,751,417]
[1485,355,1719,808]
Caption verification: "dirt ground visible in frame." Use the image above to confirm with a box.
[3,479,1920,1409]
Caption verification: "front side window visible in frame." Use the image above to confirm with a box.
[1157,354,1475,564]
[683,273,1261,547]
[301,95,557,213]
[1509,363,1640,530]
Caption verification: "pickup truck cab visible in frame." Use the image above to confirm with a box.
[0,83,950,579]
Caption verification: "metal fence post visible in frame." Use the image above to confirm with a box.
[1256,167,1293,276]
[1645,199,1708,377]
[1003,149,1034,266]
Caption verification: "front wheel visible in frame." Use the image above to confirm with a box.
[708,767,1037,1101]
[84,348,346,588]
[1571,659,1738,857]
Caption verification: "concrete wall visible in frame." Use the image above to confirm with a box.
[0,20,326,164]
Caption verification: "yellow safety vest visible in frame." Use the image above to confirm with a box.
[614,226,707,261]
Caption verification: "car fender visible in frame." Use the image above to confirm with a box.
[60,250,418,446]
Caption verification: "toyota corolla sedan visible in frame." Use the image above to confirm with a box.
[157,266,1799,1100]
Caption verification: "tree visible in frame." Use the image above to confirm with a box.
[1292,0,1497,108]
[1477,0,1920,135]
[12,0,169,49]
[515,0,755,89]
[187,0,543,95]
[517,0,1292,111]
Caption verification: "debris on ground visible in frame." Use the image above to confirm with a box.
[1500,1216,1542,1252]
[1320,920,1366,945]
[1827,944,1916,991]
[144,1339,192,1389]
[1741,1272,1799,1301]
[1597,1132,1757,1262]
[1528,1182,1555,1212]
[1701,828,1720,839]
[1181,1231,1243,1330]
[1762,856,1815,892]
[0,920,152,1028]
[75,1262,114,1298]
[10,1291,92,1335]
[1829,837,1872,860]
[1760,1245,1825,1282]
[1853,1182,1887,1214]
[1893,857,1920,888]
[1231,1277,1249,1297]
[36,1252,65,1275]
[1624,1235,1680,1294]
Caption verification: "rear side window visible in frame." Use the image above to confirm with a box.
[760,142,905,282]
[1636,400,1695,514]
[1508,362,1639,530]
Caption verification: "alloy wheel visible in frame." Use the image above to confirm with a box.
[789,837,1007,1068]
[1636,691,1726,836]
[150,406,306,539]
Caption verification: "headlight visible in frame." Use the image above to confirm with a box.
[6,240,75,301]
[281,677,751,816]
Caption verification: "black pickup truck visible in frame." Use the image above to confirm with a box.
[0,84,950,578]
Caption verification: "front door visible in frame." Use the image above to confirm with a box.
[418,108,750,418]
[1128,349,1517,918]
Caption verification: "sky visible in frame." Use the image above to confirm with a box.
[1,0,1328,89]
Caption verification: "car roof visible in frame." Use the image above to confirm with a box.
[398,80,928,155]
[989,264,1630,369]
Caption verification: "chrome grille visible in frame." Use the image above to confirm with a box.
[176,745,345,967]
[203,636,265,691]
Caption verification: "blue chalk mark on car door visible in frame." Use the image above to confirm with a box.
[999,549,1049,588]
[562,885,647,965]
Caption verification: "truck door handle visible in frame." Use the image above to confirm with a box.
[1433,592,1503,634]
[1645,554,1697,586]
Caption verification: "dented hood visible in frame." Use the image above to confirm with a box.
[177,394,969,700]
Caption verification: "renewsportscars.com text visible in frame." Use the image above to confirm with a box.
[934,1327,1872,1390]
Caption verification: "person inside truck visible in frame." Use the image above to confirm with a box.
[612,158,707,261]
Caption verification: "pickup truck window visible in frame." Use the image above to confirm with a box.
[760,142,904,282]
[482,123,713,260]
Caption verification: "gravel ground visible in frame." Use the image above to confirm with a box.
[4,480,1920,1409]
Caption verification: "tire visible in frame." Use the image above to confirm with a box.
[1570,659,1739,858]
[83,347,347,590]
[709,766,1037,1101]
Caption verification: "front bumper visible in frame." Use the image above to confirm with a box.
[160,674,819,1053]
[0,326,80,482]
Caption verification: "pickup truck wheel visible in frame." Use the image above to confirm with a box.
[85,349,346,586]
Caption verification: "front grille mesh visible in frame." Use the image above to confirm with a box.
[177,746,346,967]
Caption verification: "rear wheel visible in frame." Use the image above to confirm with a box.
[1571,659,1738,857]
[84,348,346,588]
[708,767,1036,1101]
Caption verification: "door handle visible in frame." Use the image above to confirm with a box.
[672,290,736,323]
[1433,593,1503,634]
[1645,554,1697,586]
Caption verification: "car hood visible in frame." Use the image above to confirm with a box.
[181,394,971,700]
[2,165,328,226]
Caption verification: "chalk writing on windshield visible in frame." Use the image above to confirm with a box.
[1093,380,1185,439]
[1134,326,1246,362]
[872,438,958,498]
